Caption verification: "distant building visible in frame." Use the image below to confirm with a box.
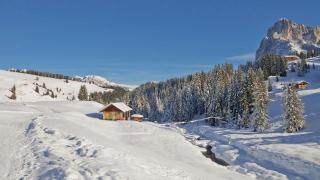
[284,55,300,62]
[99,102,132,120]
[295,81,309,89]
[131,114,144,122]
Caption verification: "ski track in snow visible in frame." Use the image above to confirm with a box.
[1,102,249,180]
[18,116,111,180]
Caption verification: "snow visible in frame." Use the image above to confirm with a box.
[1,57,320,179]
[169,57,320,179]
[0,101,250,180]
[131,114,144,118]
[0,70,112,102]
[0,69,252,179]
[83,75,137,90]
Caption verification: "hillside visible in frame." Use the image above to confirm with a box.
[82,75,137,90]
[0,70,112,102]
[256,18,320,60]
[1,57,320,179]
[174,57,320,179]
[0,69,254,179]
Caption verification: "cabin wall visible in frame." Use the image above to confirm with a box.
[103,111,125,120]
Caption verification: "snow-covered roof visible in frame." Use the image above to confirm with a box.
[100,102,132,112]
[284,55,300,58]
[131,114,144,118]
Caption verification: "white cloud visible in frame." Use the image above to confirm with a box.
[225,52,256,63]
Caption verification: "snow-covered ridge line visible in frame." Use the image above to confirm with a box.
[82,75,137,90]
[6,68,137,90]
[0,70,112,102]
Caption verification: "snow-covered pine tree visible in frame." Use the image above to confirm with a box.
[181,85,195,121]
[78,85,88,101]
[229,70,240,125]
[51,92,55,98]
[242,67,255,128]
[44,89,50,96]
[35,86,39,93]
[10,85,17,100]
[251,69,269,132]
[283,85,305,133]
[268,78,272,92]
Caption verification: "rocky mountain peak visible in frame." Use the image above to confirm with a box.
[256,18,320,60]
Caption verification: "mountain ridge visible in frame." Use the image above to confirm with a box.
[256,18,320,60]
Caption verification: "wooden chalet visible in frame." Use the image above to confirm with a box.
[295,81,309,89]
[100,102,132,120]
[284,55,300,62]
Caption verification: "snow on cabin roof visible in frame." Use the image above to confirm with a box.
[100,102,132,112]
[131,114,144,118]
[284,55,300,58]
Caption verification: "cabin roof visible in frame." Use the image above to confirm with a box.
[297,80,309,84]
[100,102,132,112]
[284,55,300,58]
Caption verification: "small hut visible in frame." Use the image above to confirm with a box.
[284,55,300,62]
[295,81,309,89]
[131,114,144,122]
[99,102,132,120]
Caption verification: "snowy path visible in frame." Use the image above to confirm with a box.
[0,101,251,180]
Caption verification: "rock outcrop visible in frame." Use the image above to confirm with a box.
[256,18,320,60]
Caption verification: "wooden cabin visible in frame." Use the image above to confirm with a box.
[99,102,132,120]
[131,114,144,122]
[295,81,309,89]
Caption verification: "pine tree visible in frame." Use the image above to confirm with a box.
[35,86,39,93]
[283,85,305,133]
[10,85,17,100]
[252,70,269,132]
[44,89,50,96]
[301,59,307,73]
[243,68,255,128]
[268,79,272,92]
[78,85,88,101]
[51,92,55,98]
[297,62,305,77]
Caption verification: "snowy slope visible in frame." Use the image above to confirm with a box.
[0,70,112,102]
[0,101,251,180]
[82,75,137,90]
[173,57,320,180]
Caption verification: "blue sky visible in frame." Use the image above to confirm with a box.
[0,0,319,85]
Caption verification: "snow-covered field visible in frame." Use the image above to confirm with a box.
[1,57,320,180]
[173,58,320,180]
[0,101,250,180]
[0,70,252,179]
